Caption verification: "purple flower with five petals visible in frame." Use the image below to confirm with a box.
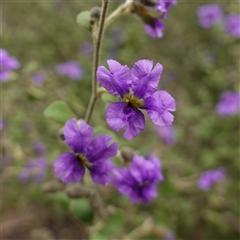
[54,118,118,185]
[225,14,240,38]
[112,154,164,203]
[197,167,226,191]
[97,59,176,140]
[197,4,223,29]
[0,48,20,82]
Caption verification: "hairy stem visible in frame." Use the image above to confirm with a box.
[85,0,109,123]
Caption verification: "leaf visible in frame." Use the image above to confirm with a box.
[43,101,75,124]
[69,199,94,224]
[100,210,124,235]
[76,11,92,31]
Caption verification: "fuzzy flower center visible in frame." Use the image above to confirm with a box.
[76,153,92,168]
[138,180,149,188]
[123,94,144,108]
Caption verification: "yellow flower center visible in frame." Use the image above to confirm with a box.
[76,153,92,168]
[123,94,144,108]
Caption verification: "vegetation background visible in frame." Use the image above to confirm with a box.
[1,0,239,239]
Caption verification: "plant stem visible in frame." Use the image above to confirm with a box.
[85,0,109,124]
[104,0,133,30]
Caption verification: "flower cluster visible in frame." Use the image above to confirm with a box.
[197,4,222,29]
[197,4,240,38]
[19,157,48,183]
[134,0,177,38]
[54,118,118,185]
[216,91,240,116]
[112,154,164,203]
[56,61,83,81]
[97,59,176,139]
[197,167,226,191]
[0,48,20,82]
[225,14,240,38]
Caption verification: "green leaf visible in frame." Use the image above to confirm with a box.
[69,199,94,223]
[43,101,75,124]
[100,211,124,235]
[101,92,116,103]
[76,11,92,31]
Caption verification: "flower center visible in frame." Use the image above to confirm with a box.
[138,180,149,188]
[123,94,144,108]
[76,153,92,168]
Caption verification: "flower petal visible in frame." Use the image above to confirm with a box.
[123,108,145,140]
[144,90,176,127]
[96,60,131,97]
[54,153,85,183]
[132,59,163,99]
[89,159,114,185]
[63,118,94,153]
[87,134,118,163]
[141,184,158,203]
[144,19,164,38]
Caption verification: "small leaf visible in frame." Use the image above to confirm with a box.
[69,199,94,223]
[76,11,92,31]
[43,101,75,124]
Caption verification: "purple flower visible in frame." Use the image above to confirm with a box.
[197,4,223,29]
[0,119,4,132]
[197,167,226,191]
[112,154,164,203]
[32,141,47,155]
[19,158,48,183]
[144,19,164,38]
[225,14,240,38]
[156,125,176,145]
[54,118,118,185]
[165,231,176,240]
[56,61,83,81]
[0,48,20,82]
[216,91,240,116]
[97,59,176,140]
[157,0,177,19]
[80,42,93,56]
[32,71,46,86]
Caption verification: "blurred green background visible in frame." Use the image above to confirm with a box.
[1,0,239,239]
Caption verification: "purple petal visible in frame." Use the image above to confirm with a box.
[132,59,163,99]
[0,71,9,82]
[144,90,176,127]
[141,184,158,203]
[63,118,94,153]
[106,102,145,140]
[89,159,114,185]
[144,19,164,38]
[54,153,85,183]
[96,60,131,97]
[87,134,118,163]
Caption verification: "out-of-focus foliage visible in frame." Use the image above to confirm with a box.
[2,1,239,239]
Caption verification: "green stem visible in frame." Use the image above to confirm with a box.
[85,0,109,124]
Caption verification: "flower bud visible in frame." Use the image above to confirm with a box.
[90,6,101,25]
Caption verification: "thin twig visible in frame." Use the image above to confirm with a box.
[85,0,109,124]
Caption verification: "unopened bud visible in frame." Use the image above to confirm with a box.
[65,185,94,198]
[90,6,101,25]
[120,147,135,165]
[42,180,63,193]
